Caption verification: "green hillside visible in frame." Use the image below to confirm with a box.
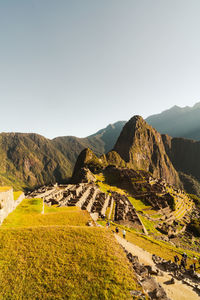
[0,199,141,299]
[0,122,125,191]
[0,133,72,190]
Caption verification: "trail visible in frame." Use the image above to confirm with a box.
[114,234,199,300]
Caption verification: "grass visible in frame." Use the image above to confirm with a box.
[95,173,127,195]
[13,191,23,200]
[0,198,141,299]
[2,199,92,228]
[139,215,161,235]
[128,196,151,211]
[0,227,141,300]
[0,186,12,192]
[105,221,200,269]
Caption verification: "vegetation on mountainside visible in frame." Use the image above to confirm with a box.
[52,121,126,162]
[0,199,141,299]
[188,193,200,208]
[188,219,200,237]
[0,133,73,191]
[0,121,124,191]
[179,172,200,197]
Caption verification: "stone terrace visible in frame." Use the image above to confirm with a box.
[29,183,144,231]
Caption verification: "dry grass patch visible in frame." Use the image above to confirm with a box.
[2,199,91,228]
[13,191,23,200]
[0,186,12,192]
[0,227,141,299]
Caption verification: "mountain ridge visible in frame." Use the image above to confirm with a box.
[146,102,200,140]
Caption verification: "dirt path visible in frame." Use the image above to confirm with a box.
[114,234,199,300]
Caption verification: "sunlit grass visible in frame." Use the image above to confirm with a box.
[103,221,200,269]
[139,215,161,235]
[13,191,23,201]
[0,197,141,299]
[0,226,141,300]
[2,198,91,228]
[128,196,151,211]
[0,186,12,192]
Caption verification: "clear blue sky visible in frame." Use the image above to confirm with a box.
[1,0,200,138]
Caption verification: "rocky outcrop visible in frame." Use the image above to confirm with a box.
[162,135,200,181]
[125,251,169,300]
[72,115,200,194]
[113,116,181,187]
[72,167,96,184]
[72,116,183,189]
[72,148,105,180]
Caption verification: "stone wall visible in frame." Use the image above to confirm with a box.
[14,192,25,209]
[0,189,25,224]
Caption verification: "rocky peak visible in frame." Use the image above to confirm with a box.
[72,148,105,180]
[113,116,181,187]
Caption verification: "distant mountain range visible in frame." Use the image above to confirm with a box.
[146,102,200,140]
[1,101,200,191]
[0,121,125,189]
[73,115,200,196]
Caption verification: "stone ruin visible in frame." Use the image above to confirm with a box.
[0,188,25,225]
[152,254,200,292]
[28,183,145,231]
[110,191,144,230]
[125,249,200,299]
[124,249,169,300]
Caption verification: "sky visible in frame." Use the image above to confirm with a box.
[1,0,200,138]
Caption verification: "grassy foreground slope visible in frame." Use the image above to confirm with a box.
[0,199,141,300]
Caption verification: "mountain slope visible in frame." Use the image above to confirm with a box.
[146,102,200,140]
[113,116,181,187]
[0,133,72,189]
[0,121,126,190]
[52,121,126,165]
[72,115,200,196]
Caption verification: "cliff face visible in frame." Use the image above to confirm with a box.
[72,148,106,182]
[162,135,200,180]
[113,116,181,187]
[162,135,200,195]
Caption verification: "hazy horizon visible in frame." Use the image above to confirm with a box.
[1,1,200,138]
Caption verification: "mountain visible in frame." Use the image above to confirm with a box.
[87,121,126,153]
[113,116,181,187]
[0,121,125,190]
[52,121,126,163]
[0,133,72,190]
[72,115,200,196]
[146,102,200,140]
[162,135,200,195]
[72,116,181,188]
